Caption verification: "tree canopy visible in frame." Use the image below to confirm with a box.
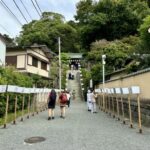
[75,0,150,50]
[17,12,80,53]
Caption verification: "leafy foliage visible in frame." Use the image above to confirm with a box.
[139,15,150,53]
[17,12,80,53]
[75,0,150,50]
[0,66,33,117]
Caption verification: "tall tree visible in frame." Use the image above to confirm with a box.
[17,12,80,53]
[75,0,150,50]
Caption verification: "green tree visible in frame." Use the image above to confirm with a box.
[17,12,80,53]
[75,0,150,50]
[139,15,150,53]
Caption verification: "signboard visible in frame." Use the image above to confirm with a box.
[104,88,108,93]
[110,88,114,94]
[122,88,129,94]
[130,86,140,94]
[95,89,101,93]
[7,85,18,93]
[107,88,111,94]
[16,87,24,93]
[23,88,30,94]
[115,88,121,94]
[0,85,7,93]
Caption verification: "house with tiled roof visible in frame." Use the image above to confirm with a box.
[6,44,56,79]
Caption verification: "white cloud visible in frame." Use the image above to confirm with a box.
[0,0,80,38]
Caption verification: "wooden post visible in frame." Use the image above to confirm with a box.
[112,96,115,118]
[27,94,30,119]
[105,95,107,113]
[4,94,9,128]
[137,94,142,133]
[116,95,120,121]
[121,96,125,124]
[103,93,105,112]
[20,95,25,122]
[13,95,18,124]
[98,94,100,109]
[128,94,133,128]
[36,93,39,114]
[108,95,111,116]
[100,95,102,110]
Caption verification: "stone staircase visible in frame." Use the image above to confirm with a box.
[66,70,83,101]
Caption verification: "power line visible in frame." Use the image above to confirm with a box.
[0,24,13,36]
[19,0,33,21]
[0,0,22,26]
[12,0,28,23]
[34,0,42,14]
[30,0,41,18]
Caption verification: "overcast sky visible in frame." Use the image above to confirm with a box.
[0,0,80,38]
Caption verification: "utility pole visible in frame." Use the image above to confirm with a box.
[58,37,61,91]
[102,55,106,111]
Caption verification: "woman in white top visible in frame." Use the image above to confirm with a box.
[91,90,97,113]
[87,90,92,111]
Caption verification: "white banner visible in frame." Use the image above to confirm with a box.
[115,88,121,94]
[130,86,140,94]
[122,88,129,94]
[0,85,7,93]
[16,87,24,93]
[107,88,111,94]
[110,88,114,94]
[7,85,18,93]
[23,88,30,94]
[95,89,101,93]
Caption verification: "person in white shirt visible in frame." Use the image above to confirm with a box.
[91,90,97,113]
[66,91,71,107]
[87,89,92,111]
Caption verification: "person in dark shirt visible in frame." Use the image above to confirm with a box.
[47,89,57,120]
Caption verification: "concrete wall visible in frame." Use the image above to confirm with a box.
[97,69,150,126]
[98,70,150,100]
[0,39,6,66]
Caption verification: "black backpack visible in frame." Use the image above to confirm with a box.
[49,92,56,101]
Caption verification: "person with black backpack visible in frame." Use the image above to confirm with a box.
[47,89,57,120]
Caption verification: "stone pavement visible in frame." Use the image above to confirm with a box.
[0,71,150,150]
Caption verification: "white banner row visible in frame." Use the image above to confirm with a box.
[95,86,140,94]
[0,85,61,94]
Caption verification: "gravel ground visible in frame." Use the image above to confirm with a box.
[0,71,150,150]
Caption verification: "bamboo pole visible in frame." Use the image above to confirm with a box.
[4,94,9,128]
[20,95,25,122]
[105,95,107,113]
[103,93,105,112]
[13,95,18,124]
[116,95,120,121]
[27,94,30,119]
[128,94,133,128]
[112,96,115,118]
[98,94,100,109]
[36,93,39,114]
[137,94,142,133]
[108,95,111,116]
[32,94,35,116]
[121,96,125,124]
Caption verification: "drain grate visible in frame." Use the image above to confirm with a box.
[24,136,46,144]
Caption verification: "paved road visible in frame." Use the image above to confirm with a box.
[0,71,150,150]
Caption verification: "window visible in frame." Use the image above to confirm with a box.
[6,56,17,67]
[32,57,38,67]
[41,61,47,70]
